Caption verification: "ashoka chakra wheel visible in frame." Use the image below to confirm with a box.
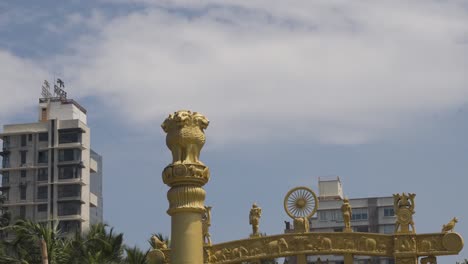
[284,186,318,219]
[397,209,411,223]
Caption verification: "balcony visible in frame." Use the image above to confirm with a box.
[57,185,82,202]
[0,149,10,156]
[57,201,82,218]
[56,142,87,150]
[89,158,98,173]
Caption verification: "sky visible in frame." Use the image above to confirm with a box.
[1,0,468,262]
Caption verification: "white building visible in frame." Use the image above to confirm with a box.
[0,97,103,235]
[286,177,396,264]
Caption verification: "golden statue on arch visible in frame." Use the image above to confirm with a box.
[249,203,262,237]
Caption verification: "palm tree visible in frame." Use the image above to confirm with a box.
[124,246,149,264]
[65,223,124,264]
[0,219,68,264]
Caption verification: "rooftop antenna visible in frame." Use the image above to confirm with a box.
[53,78,67,99]
[41,80,52,98]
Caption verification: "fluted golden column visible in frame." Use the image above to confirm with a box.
[161,110,210,264]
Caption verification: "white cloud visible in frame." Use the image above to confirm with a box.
[2,1,468,144]
[0,50,48,122]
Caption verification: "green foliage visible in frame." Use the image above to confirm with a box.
[0,220,173,264]
[0,220,146,264]
[63,223,124,264]
[124,246,149,264]
[456,259,468,264]
[0,219,68,264]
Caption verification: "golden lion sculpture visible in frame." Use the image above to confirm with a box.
[161,110,209,165]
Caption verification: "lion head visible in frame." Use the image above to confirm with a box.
[192,112,209,130]
[161,110,195,132]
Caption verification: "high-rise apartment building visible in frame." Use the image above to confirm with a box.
[285,177,396,264]
[0,96,103,235]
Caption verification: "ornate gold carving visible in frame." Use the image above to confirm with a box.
[442,217,458,233]
[342,198,352,232]
[267,238,288,254]
[147,249,168,264]
[284,187,318,220]
[394,193,416,234]
[343,238,356,251]
[167,186,206,214]
[151,235,168,249]
[395,257,418,264]
[420,256,437,264]
[231,246,249,258]
[212,248,229,262]
[317,235,332,250]
[442,232,464,252]
[162,110,209,165]
[293,217,309,233]
[249,203,262,237]
[203,206,212,246]
[162,164,210,187]
[358,236,377,251]
[420,239,433,252]
[395,235,417,252]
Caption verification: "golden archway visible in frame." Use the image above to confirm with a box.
[149,111,464,264]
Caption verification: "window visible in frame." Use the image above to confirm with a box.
[384,207,394,217]
[319,210,343,222]
[2,172,9,185]
[382,225,395,234]
[58,201,81,216]
[59,132,80,144]
[318,211,328,221]
[37,186,48,200]
[2,136,10,148]
[58,185,80,198]
[20,185,26,200]
[351,208,368,221]
[20,151,27,164]
[58,166,80,179]
[58,220,80,233]
[38,168,48,181]
[28,134,32,141]
[21,170,26,178]
[354,226,368,232]
[21,135,27,147]
[59,149,80,162]
[38,133,48,142]
[41,108,47,121]
[37,204,47,212]
[38,151,48,164]
[2,190,8,201]
[2,154,9,168]
[19,206,26,218]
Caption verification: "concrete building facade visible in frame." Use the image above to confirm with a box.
[286,177,396,264]
[0,97,103,235]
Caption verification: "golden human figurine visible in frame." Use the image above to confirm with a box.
[202,206,212,246]
[249,203,262,237]
[341,198,352,232]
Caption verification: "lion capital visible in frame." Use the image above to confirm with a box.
[161,110,209,165]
